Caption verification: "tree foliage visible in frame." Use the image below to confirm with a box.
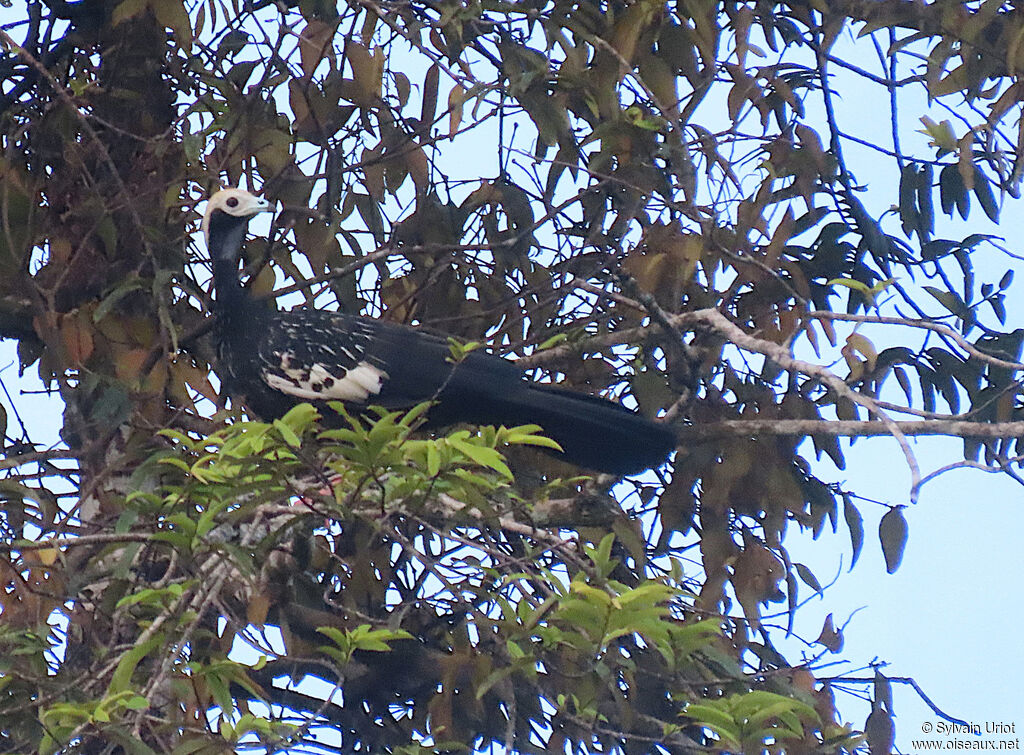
[1,0,1023,752]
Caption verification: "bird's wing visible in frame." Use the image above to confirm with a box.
[255,311,391,403]
[254,309,515,406]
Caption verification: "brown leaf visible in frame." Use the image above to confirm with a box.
[421,63,440,128]
[609,0,660,63]
[874,669,894,714]
[112,347,148,384]
[795,124,827,173]
[879,506,908,574]
[761,206,794,272]
[299,20,335,79]
[843,494,864,570]
[814,613,843,652]
[394,71,411,107]
[732,5,753,67]
[359,10,378,46]
[448,83,467,136]
[842,341,865,382]
[153,0,193,49]
[865,705,895,755]
[60,312,94,365]
[171,358,218,405]
[346,41,381,105]
[804,319,820,356]
[732,541,786,629]
[819,315,838,347]
[624,224,703,306]
[406,143,431,194]
[247,592,271,627]
[361,142,386,201]
[697,511,737,610]
[287,79,311,127]
[611,518,647,567]
[638,53,679,116]
[847,332,879,372]
[658,470,697,542]
[958,132,975,190]
[815,680,838,727]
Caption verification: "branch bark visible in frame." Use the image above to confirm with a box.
[679,418,1024,440]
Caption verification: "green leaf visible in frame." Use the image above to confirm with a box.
[273,418,302,448]
[538,333,569,350]
[123,695,149,710]
[109,635,162,695]
[684,703,741,745]
[206,669,232,714]
[281,401,321,428]
[426,441,441,476]
[583,533,618,577]
[446,338,483,362]
[826,278,870,294]
[115,583,186,609]
[398,401,433,427]
[93,278,146,322]
[448,437,512,477]
[501,424,563,450]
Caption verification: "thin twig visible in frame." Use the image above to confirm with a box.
[822,675,970,727]
[806,311,1024,371]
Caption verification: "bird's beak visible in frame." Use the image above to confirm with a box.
[249,196,275,217]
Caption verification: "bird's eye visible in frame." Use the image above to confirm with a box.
[226,197,239,208]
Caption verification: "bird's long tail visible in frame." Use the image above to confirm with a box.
[453,383,676,475]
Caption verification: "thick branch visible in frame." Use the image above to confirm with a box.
[680,419,1024,440]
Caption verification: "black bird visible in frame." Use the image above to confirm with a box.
[203,188,675,475]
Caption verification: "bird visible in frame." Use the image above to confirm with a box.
[203,187,675,475]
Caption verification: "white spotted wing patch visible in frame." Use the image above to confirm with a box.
[263,353,388,402]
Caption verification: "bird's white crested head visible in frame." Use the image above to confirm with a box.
[202,187,274,244]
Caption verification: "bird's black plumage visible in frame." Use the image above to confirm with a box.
[204,188,675,475]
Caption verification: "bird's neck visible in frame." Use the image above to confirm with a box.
[208,214,256,329]
[212,259,248,313]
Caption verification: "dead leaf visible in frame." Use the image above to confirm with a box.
[879,506,908,574]
[815,613,843,652]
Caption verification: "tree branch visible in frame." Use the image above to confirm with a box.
[679,418,1024,440]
